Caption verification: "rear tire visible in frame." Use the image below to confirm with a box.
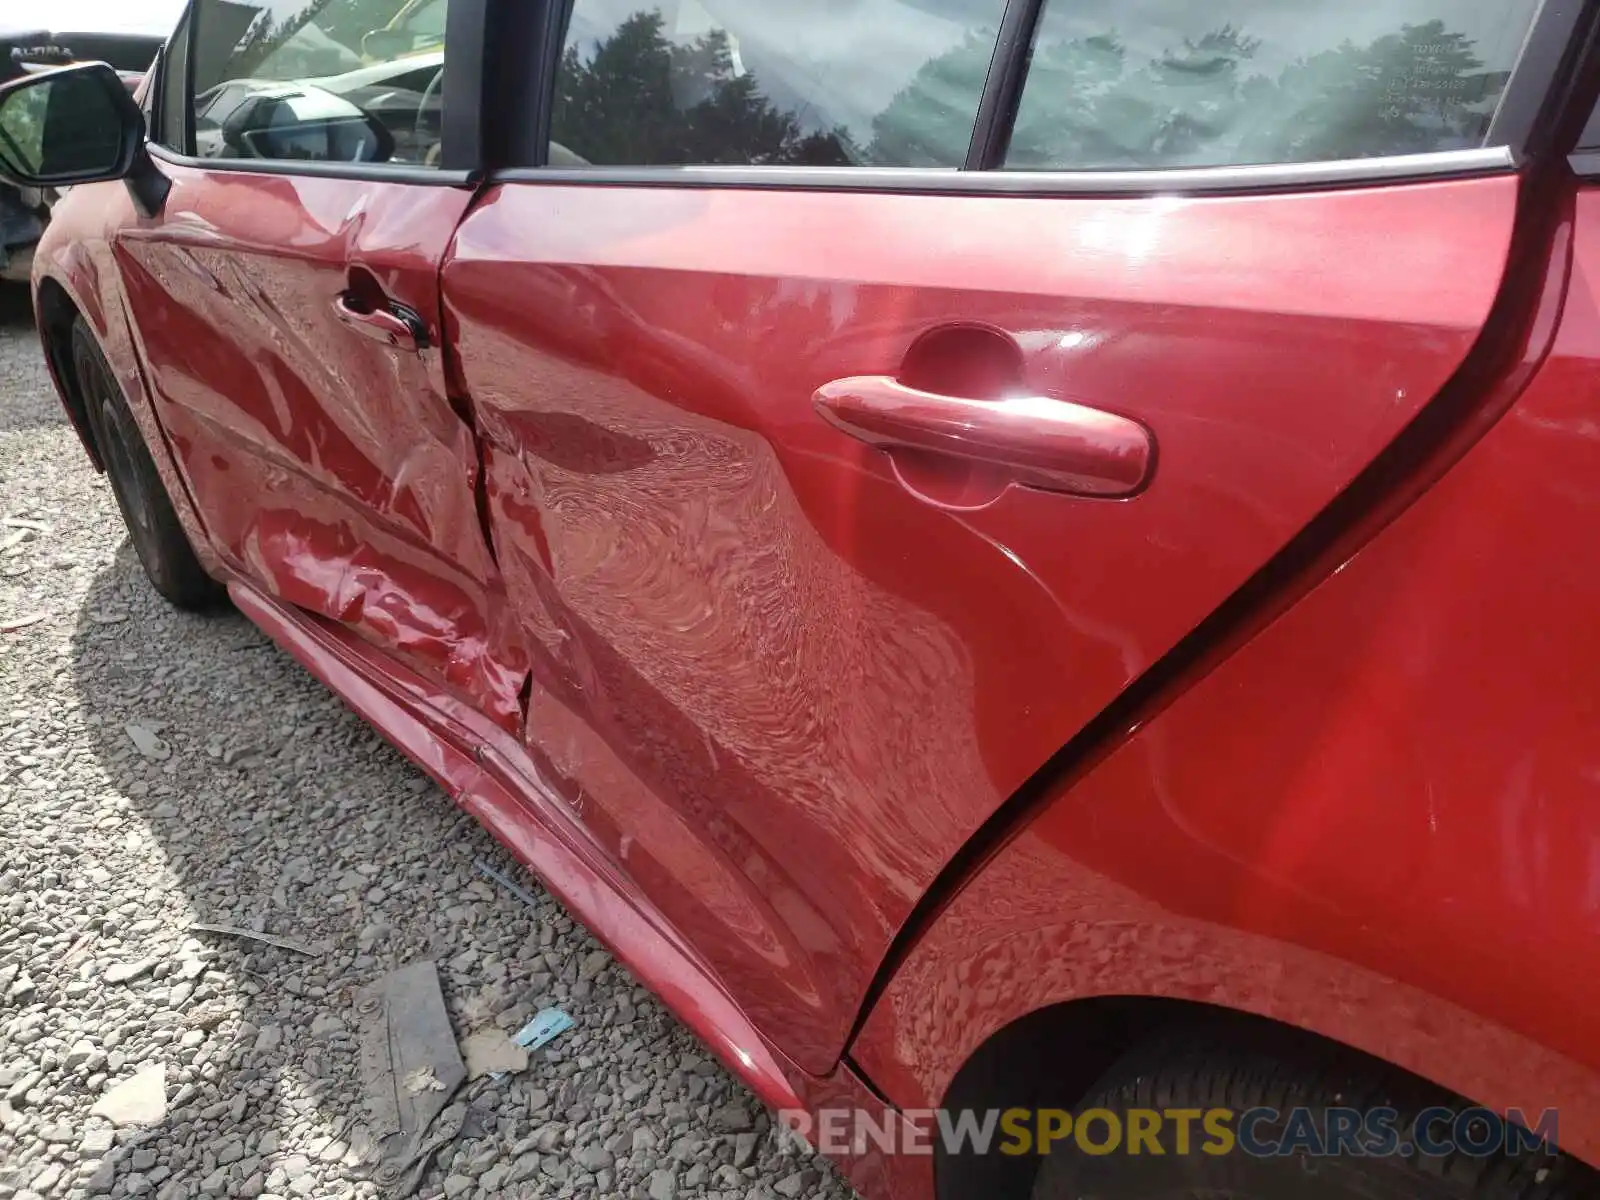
[72,319,224,611]
[1031,1027,1581,1200]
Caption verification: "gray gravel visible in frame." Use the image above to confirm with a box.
[0,290,853,1200]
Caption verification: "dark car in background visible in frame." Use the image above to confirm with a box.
[0,3,182,281]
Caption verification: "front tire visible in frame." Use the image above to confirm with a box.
[72,318,224,611]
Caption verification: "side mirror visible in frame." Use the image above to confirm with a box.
[0,63,145,188]
[361,29,413,61]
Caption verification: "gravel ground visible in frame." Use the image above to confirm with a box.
[0,290,852,1200]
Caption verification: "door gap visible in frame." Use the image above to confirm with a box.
[472,434,500,571]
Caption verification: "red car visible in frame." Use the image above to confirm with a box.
[4,0,1600,1196]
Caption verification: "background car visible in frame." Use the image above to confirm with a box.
[5,1,1600,1199]
[0,2,184,281]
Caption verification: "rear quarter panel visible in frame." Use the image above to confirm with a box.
[855,186,1600,1168]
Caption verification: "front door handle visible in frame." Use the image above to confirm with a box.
[333,293,429,351]
[813,375,1153,498]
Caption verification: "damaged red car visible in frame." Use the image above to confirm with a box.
[6,0,1600,1196]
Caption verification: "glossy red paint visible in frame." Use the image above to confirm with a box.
[440,175,1517,1075]
[32,179,229,580]
[854,184,1600,1167]
[811,375,1153,499]
[226,566,932,1200]
[113,162,531,731]
[225,574,805,1114]
[32,99,1600,1197]
[788,1058,937,1200]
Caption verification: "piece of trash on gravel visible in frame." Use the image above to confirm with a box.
[462,1029,528,1080]
[358,960,467,1198]
[515,1006,575,1052]
[1,517,48,532]
[124,723,170,761]
[0,612,45,633]
[474,857,542,908]
[484,1007,575,1081]
[189,922,319,957]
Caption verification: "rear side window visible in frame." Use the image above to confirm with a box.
[548,0,1009,168]
[1006,0,1545,170]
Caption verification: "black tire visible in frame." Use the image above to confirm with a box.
[72,318,224,611]
[1031,1026,1584,1200]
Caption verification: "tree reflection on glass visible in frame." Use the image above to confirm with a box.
[552,11,862,166]
[1007,17,1511,169]
[552,7,1516,172]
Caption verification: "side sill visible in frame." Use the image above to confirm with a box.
[226,577,804,1115]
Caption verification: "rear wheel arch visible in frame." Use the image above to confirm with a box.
[934,997,1592,1199]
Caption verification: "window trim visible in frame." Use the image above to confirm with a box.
[155,3,195,156]
[146,141,475,185]
[1485,0,1590,154]
[140,44,161,126]
[506,0,1590,196]
[494,146,1514,197]
[142,0,489,181]
[488,0,561,171]
[963,0,1041,170]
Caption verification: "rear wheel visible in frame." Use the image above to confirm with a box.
[1031,1027,1581,1200]
[72,319,224,611]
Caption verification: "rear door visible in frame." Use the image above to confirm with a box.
[442,0,1553,1073]
[117,0,527,729]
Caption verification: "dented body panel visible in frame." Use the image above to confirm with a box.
[114,164,529,729]
[439,176,1517,1076]
[26,85,1600,1200]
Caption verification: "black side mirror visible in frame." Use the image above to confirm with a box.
[0,63,144,187]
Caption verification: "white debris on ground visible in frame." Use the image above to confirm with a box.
[0,290,852,1200]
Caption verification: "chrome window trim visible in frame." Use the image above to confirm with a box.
[146,140,475,187]
[495,146,1515,197]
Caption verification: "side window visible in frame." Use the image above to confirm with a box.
[1006,0,1545,170]
[548,0,1009,169]
[180,0,449,166]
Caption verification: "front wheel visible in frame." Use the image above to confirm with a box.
[72,318,224,611]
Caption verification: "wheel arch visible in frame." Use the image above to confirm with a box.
[928,994,1593,1199]
[850,817,1600,1178]
[34,275,103,471]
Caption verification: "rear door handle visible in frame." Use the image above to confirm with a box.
[333,292,429,351]
[813,375,1153,498]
